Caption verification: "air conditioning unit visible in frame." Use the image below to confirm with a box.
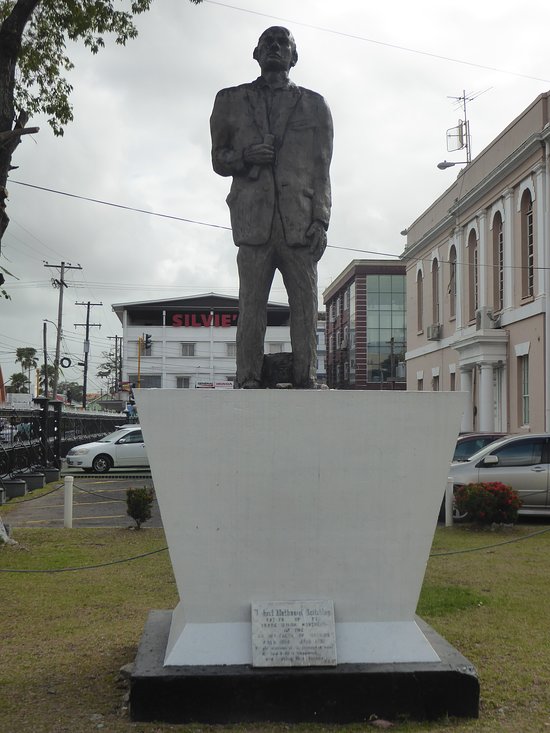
[427,323,442,341]
[476,307,496,331]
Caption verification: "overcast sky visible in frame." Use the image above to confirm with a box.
[2,0,550,394]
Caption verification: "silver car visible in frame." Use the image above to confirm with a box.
[449,433,550,516]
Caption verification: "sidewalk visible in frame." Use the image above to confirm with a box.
[2,475,162,529]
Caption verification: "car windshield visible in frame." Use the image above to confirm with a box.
[98,429,136,443]
[461,436,511,464]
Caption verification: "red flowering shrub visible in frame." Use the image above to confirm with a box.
[454,481,522,524]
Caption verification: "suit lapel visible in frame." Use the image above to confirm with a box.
[247,83,270,139]
[270,85,301,145]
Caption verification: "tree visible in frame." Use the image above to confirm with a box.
[15,345,37,387]
[6,371,28,392]
[58,379,83,403]
[39,363,55,393]
[0,0,204,270]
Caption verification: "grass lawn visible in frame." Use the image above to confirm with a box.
[0,523,549,732]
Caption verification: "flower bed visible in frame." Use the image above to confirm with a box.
[454,481,522,524]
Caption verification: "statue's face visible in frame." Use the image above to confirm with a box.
[254,27,297,73]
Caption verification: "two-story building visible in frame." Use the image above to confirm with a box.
[402,91,550,433]
[112,292,328,390]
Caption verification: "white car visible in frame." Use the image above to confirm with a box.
[65,426,149,473]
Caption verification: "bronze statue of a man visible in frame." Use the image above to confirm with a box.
[210,26,333,388]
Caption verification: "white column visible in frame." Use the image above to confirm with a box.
[64,475,74,529]
[535,164,545,296]
[503,189,514,311]
[478,212,488,307]
[162,310,167,388]
[545,142,550,431]
[478,362,494,432]
[460,368,473,432]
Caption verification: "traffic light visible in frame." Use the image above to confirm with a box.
[144,333,152,352]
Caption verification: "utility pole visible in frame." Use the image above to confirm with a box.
[44,261,82,399]
[42,321,49,398]
[75,301,102,409]
[107,335,123,393]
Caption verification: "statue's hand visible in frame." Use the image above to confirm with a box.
[244,143,275,165]
[306,221,327,262]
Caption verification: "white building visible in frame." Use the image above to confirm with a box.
[112,293,292,390]
[402,91,550,433]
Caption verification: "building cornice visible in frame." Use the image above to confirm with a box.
[401,129,549,261]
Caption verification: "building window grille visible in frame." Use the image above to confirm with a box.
[416,270,423,332]
[176,376,191,389]
[181,343,196,357]
[448,245,457,319]
[432,258,439,324]
[519,355,530,425]
[521,190,534,299]
[467,229,478,322]
[492,212,504,311]
[128,373,161,389]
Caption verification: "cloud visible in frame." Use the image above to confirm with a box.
[3,0,550,385]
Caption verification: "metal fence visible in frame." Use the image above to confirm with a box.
[0,405,124,477]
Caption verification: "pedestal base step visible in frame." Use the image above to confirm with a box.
[130,610,479,723]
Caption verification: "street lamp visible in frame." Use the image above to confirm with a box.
[437,160,469,170]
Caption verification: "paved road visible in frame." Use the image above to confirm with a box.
[4,473,162,529]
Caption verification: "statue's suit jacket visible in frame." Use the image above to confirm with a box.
[210,77,333,247]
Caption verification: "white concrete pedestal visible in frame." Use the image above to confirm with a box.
[135,390,464,667]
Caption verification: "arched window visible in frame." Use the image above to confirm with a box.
[432,258,440,325]
[492,211,504,312]
[467,229,478,322]
[416,270,423,332]
[448,245,457,319]
[520,190,534,299]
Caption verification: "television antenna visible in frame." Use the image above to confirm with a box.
[438,88,491,170]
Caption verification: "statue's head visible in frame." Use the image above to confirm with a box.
[253,26,298,73]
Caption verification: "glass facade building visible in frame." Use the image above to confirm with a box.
[323,260,406,390]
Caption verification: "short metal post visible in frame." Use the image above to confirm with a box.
[445,478,454,527]
[64,475,74,528]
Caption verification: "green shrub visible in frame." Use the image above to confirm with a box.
[126,487,154,530]
[454,481,522,524]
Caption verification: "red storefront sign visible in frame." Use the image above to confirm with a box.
[171,312,238,328]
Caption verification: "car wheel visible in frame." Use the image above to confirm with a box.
[92,454,113,474]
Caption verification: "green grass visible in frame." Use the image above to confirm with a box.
[0,524,549,732]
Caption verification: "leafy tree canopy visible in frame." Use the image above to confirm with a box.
[1,0,154,136]
[7,371,28,392]
[15,345,37,366]
[0,0,202,253]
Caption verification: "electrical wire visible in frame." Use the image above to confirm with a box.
[203,0,550,85]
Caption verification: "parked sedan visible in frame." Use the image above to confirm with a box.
[449,433,550,515]
[65,426,149,473]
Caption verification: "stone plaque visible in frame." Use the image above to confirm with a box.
[251,600,337,667]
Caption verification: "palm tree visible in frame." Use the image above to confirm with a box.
[15,348,38,393]
[7,372,28,393]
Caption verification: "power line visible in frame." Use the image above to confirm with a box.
[203,0,550,85]
[11,180,233,232]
